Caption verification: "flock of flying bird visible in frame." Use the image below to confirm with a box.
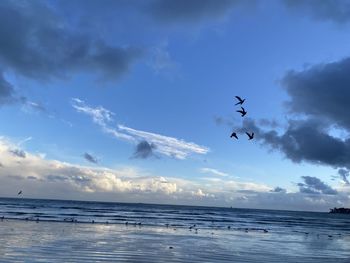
[230,96,254,141]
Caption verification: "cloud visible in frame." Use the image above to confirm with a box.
[118,125,209,159]
[0,138,180,197]
[0,71,49,113]
[72,98,114,126]
[132,140,157,159]
[283,0,350,24]
[60,0,250,27]
[258,118,279,129]
[235,189,349,212]
[0,0,142,81]
[148,0,246,24]
[240,118,350,169]
[0,71,16,105]
[9,149,26,158]
[270,186,287,193]
[338,168,350,185]
[283,57,350,129]
[231,56,350,173]
[228,51,350,187]
[21,101,47,113]
[217,59,350,192]
[83,153,98,164]
[1,137,348,210]
[297,176,338,195]
[47,174,69,182]
[72,99,209,159]
[200,167,228,177]
[71,98,134,141]
[150,43,178,75]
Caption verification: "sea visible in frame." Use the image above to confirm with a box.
[0,197,349,262]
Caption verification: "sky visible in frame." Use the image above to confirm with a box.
[1,0,350,211]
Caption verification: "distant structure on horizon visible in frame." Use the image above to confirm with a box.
[329,207,350,214]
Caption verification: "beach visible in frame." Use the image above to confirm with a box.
[1,218,349,263]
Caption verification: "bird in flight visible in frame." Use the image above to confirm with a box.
[235,96,245,105]
[230,132,238,139]
[236,107,247,117]
[246,132,254,140]
[17,190,22,195]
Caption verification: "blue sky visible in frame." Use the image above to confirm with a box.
[1,0,350,211]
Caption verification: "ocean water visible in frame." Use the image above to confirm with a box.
[0,198,350,262]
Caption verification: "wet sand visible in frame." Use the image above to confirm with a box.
[0,219,349,262]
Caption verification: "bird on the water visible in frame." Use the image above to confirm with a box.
[234,96,245,105]
[236,107,247,117]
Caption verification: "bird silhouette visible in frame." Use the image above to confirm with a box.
[246,132,254,140]
[230,132,238,139]
[235,96,245,105]
[17,190,22,195]
[236,107,247,117]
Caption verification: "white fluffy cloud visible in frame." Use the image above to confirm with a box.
[0,138,178,196]
[1,137,348,210]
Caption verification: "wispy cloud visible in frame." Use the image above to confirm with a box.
[149,42,179,76]
[118,125,209,159]
[71,98,209,159]
[200,167,228,177]
[72,98,114,126]
[71,98,135,141]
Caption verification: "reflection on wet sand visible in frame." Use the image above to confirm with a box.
[1,219,349,263]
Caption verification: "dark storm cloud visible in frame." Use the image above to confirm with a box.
[0,0,142,81]
[239,118,350,169]
[132,140,157,159]
[148,0,244,23]
[282,57,350,129]
[283,0,350,24]
[9,149,26,158]
[83,153,98,164]
[232,55,350,171]
[338,168,350,185]
[60,0,249,25]
[298,176,337,195]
